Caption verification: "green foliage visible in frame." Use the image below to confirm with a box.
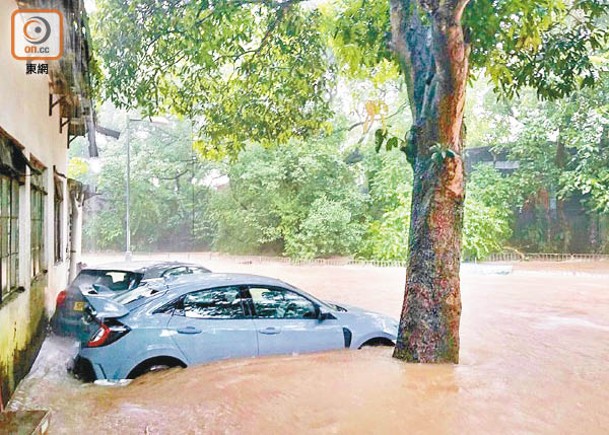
[360,203,411,261]
[285,196,365,259]
[91,0,609,160]
[555,88,609,215]
[325,0,397,83]
[491,72,609,214]
[210,135,366,258]
[469,71,609,252]
[465,0,609,99]
[359,154,513,261]
[358,147,412,260]
[429,143,457,166]
[463,165,516,260]
[467,164,522,220]
[77,118,216,251]
[67,157,89,181]
[87,0,609,261]
[93,0,335,156]
[330,0,608,99]
[462,196,512,261]
[373,128,407,155]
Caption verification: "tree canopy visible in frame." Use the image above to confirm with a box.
[95,0,335,155]
[94,0,608,151]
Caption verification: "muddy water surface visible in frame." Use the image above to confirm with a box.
[7,258,609,434]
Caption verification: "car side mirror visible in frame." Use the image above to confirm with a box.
[316,307,334,321]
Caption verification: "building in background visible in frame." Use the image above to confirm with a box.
[465,146,608,254]
[0,0,96,406]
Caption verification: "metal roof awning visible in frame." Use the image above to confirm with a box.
[19,0,99,157]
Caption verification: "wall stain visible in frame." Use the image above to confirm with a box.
[0,276,48,408]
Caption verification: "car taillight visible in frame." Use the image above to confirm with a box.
[86,320,130,348]
[56,290,68,308]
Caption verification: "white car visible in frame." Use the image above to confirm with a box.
[72,273,398,381]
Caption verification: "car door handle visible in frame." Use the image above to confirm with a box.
[258,327,281,335]
[177,326,202,335]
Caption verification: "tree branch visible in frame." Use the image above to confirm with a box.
[343,100,409,132]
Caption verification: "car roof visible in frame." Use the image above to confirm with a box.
[125,273,330,311]
[154,273,302,301]
[81,261,209,278]
[165,273,291,291]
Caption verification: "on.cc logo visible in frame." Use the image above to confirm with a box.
[11,9,63,61]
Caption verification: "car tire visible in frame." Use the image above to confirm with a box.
[359,337,394,349]
[127,357,186,379]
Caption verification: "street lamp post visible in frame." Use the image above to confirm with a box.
[124,116,170,262]
[125,118,132,261]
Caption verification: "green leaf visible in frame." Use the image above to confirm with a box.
[374,128,386,153]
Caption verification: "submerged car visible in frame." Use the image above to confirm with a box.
[72,273,398,381]
[51,261,211,338]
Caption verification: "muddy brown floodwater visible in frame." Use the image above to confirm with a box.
[7,256,609,434]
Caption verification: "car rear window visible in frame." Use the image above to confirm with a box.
[114,281,167,305]
[72,269,141,292]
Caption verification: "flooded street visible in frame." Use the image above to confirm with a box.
[7,257,609,434]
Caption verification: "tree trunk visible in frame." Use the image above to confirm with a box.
[390,0,470,363]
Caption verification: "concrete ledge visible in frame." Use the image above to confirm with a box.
[0,410,51,434]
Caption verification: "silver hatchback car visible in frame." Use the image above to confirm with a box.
[72,273,398,381]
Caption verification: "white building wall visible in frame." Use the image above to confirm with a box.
[0,0,72,315]
[0,0,90,407]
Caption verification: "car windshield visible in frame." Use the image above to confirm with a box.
[283,285,337,311]
[72,269,141,292]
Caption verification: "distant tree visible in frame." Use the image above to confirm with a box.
[74,120,216,251]
[488,74,609,252]
[359,149,513,261]
[211,136,365,258]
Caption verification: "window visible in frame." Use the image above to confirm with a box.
[180,286,245,319]
[30,170,45,277]
[161,266,211,278]
[54,174,63,263]
[162,266,190,278]
[0,175,19,302]
[249,287,317,319]
[72,269,141,292]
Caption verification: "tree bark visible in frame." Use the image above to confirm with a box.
[390,0,470,363]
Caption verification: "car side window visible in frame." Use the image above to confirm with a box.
[249,287,317,319]
[181,286,245,319]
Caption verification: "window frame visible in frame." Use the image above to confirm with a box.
[0,174,20,303]
[245,285,319,320]
[171,286,250,320]
[72,269,143,293]
[30,171,46,278]
[160,266,191,278]
[53,175,63,264]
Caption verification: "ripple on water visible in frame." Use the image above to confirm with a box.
[7,267,609,434]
